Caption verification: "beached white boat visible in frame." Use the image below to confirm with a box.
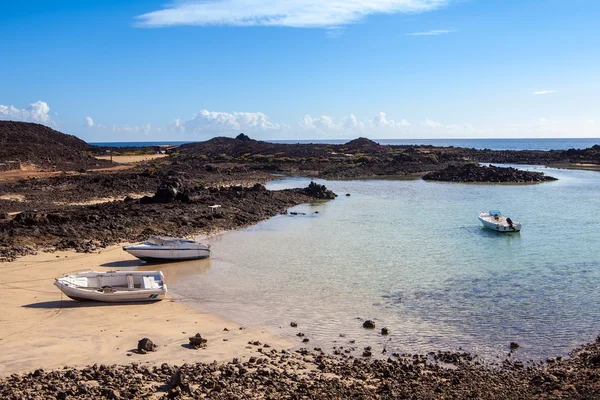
[478,211,521,232]
[123,236,211,262]
[54,270,167,302]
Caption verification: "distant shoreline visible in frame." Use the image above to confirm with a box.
[90,137,600,151]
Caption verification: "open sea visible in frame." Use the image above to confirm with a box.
[147,164,600,362]
[92,138,600,151]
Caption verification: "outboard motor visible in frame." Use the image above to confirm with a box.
[506,217,514,228]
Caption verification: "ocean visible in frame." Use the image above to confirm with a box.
[91,138,600,151]
[151,165,600,361]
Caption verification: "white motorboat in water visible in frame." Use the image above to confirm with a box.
[478,211,521,232]
[54,270,167,302]
[123,236,211,262]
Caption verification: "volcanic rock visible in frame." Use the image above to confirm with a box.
[189,333,207,348]
[423,163,558,183]
[137,338,157,354]
[363,320,376,329]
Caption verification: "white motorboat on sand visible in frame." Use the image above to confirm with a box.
[123,236,211,262]
[54,270,167,302]
[478,211,521,232]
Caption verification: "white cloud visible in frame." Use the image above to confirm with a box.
[0,101,56,126]
[406,29,453,36]
[370,112,410,129]
[423,119,442,128]
[84,116,94,127]
[136,0,451,28]
[112,124,152,135]
[183,109,285,133]
[532,90,557,95]
[299,113,365,136]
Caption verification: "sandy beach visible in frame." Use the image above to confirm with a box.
[95,154,168,164]
[0,245,292,377]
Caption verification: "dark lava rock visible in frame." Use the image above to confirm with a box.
[381,327,390,335]
[236,133,252,141]
[137,338,157,354]
[290,322,298,327]
[423,163,557,183]
[345,137,380,147]
[363,320,376,329]
[510,342,520,351]
[189,333,207,348]
[301,181,337,200]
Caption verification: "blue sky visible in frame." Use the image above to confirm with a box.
[0,0,599,141]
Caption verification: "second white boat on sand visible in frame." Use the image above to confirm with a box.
[478,211,521,232]
[54,270,167,302]
[123,236,211,262]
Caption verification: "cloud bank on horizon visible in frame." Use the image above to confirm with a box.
[136,0,451,28]
[5,100,596,140]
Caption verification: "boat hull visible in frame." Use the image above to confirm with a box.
[478,217,521,232]
[54,281,165,302]
[54,271,167,303]
[125,248,211,261]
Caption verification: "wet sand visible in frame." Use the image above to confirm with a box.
[0,245,292,377]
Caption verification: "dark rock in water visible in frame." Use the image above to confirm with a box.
[363,348,373,357]
[290,322,298,327]
[137,338,157,354]
[302,338,310,343]
[363,320,376,329]
[189,333,207,348]
[381,327,390,335]
[510,342,520,351]
[346,193,351,196]
[236,133,252,141]
[423,163,558,183]
[302,181,337,200]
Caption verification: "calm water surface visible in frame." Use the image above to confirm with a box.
[163,166,600,360]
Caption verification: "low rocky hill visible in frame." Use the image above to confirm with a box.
[0,121,112,171]
[423,163,558,183]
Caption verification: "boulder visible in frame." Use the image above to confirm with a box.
[363,320,376,329]
[189,333,207,348]
[137,338,157,354]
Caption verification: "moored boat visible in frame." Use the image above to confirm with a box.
[54,270,167,302]
[123,236,211,262]
[478,211,521,232]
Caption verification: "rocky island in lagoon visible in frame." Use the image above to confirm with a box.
[1,122,600,398]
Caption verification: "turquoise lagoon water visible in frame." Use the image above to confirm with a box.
[164,166,600,361]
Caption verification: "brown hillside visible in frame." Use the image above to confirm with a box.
[0,121,112,171]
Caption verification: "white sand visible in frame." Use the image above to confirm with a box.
[0,245,292,376]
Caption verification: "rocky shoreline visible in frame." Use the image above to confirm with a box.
[423,163,558,183]
[2,335,600,399]
[0,178,336,261]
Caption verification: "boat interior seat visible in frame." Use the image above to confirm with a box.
[142,276,158,289]
[127,274,134,289]
[70,277,88,287]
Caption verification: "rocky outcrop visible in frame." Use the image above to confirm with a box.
[422,163,557,183]
[301,181,337,200]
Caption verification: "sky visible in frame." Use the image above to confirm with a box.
[0,0,599,142]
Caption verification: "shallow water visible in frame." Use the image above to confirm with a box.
[166,166,600,360]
